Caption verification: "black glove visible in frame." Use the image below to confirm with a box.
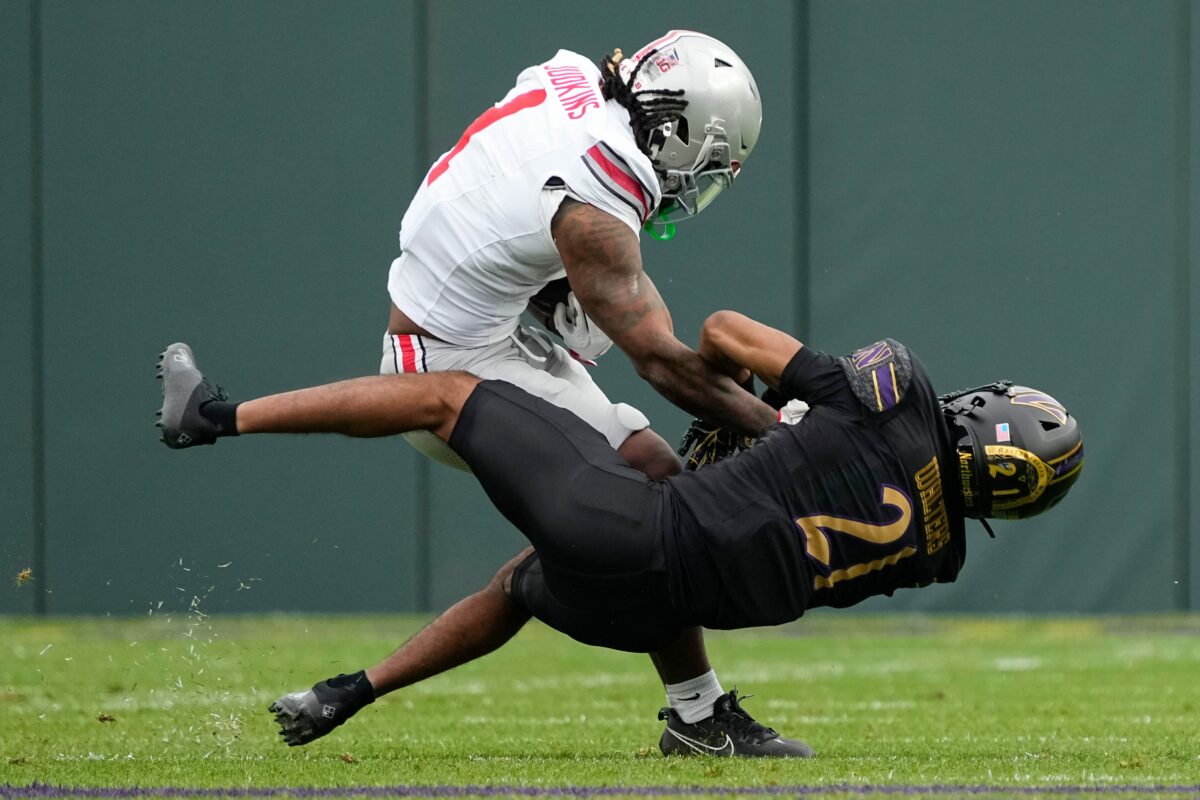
[760,386,788,411]
[527,277,572,336]
[269,670,375,746]
[676,418,756,471]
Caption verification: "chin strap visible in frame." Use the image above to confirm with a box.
[941,381,1012,534]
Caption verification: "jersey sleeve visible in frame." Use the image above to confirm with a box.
[562,140,657,234]
[778,346,854,408]
[835,339,916,414]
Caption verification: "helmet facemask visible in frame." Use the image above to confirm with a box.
[653,130,737,222]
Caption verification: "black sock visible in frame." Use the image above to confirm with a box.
[199,400,241,437]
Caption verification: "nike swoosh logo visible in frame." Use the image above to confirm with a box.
[666,727,735,756]
[678,692,701,702]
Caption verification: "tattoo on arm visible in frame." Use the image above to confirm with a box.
[552,199,777,435]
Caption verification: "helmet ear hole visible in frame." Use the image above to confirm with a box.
[675,115,689,145]
[714,57,733,68]
[1039,420,1060,431]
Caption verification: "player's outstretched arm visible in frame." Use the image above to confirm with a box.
[698,310,804,390]
[552,200,777,436]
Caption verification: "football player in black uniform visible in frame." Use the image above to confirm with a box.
[157,310,1083,757]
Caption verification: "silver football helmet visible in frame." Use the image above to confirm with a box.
[620,31,763,221]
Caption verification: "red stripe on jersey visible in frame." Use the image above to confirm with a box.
[397,335,418,373]
[586,144,650,220]
[427,89,548,185]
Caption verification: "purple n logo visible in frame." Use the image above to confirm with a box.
[853,341,893,371]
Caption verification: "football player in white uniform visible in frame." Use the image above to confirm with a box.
[372,30,805,756]
[164,31,806,756]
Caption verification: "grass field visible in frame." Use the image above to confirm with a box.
[1,613,1199,798]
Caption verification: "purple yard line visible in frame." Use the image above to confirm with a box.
[5,786,1200,799]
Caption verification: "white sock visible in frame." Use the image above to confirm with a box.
[665,669,724,724]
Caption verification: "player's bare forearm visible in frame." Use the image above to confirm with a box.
[699,310,804,390]
[553,199,776,435]
[638,338,778,434]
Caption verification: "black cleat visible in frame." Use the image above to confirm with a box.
[156,342,226,449]
[269,672,375,747]
[658,689,815,758]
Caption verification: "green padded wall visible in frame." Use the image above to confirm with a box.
[1189,0,1200,613]
[1,0,37,615]
[31,0,426,614]
[3,1,1196,616]
[807,0,1192,613]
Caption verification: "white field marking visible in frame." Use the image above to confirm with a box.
[458,714,635,726]
[510,672,644,692]
[791,714,851,725]
[16,690,271,713]
[850,699,917,710]
[717,662,848,683]
[992,656,1042,671]
[410,680,487,696]
[49,751,269,763]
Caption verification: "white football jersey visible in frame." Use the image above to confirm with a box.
[389,49,661,347]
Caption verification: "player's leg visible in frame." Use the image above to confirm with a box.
[494,333,810,754]
[271,549,533,746]
[364,547,534,696]
[271,380,686,746]
[234,370,475,442]
[156,342,476,448]
[618,427,681,481]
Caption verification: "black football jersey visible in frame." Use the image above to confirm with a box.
[662,340,967,630]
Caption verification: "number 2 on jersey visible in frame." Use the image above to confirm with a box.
[426,89,548,186]
[794,485,917,589]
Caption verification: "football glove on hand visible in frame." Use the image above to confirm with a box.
[760,386,809,426]
[553,292,613,362]
[778,399,810,425]
[676,418,756,471]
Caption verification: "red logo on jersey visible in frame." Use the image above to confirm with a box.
[543,65,601,119]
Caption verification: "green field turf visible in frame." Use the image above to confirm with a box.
[1,613,1198,797]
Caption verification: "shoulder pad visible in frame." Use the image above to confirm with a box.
[837,339,913,413]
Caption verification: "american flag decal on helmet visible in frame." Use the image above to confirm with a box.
[581,142,654,222]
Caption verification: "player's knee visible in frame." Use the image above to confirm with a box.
[489,546,534,598]
[619,428,682,480]
[439,371,480,405]
[431,371,480,437]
